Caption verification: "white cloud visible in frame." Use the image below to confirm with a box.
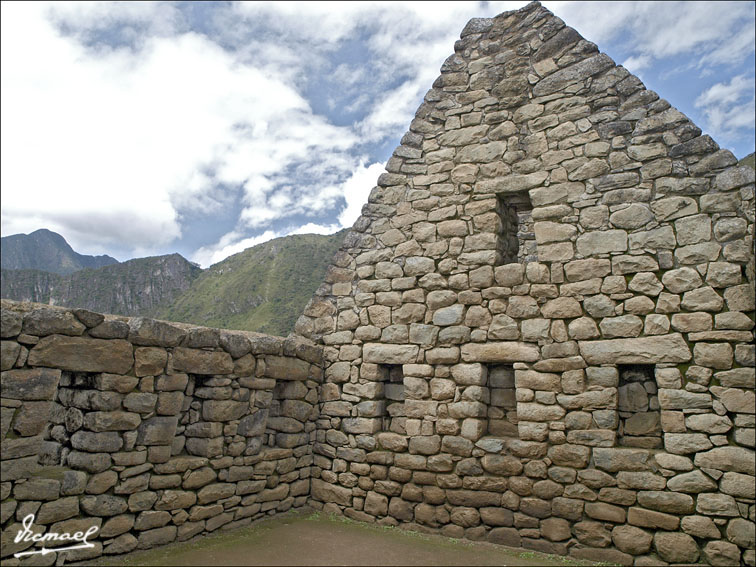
[1,1,361,258]
[622,55,651,75]
[695,74,753,108]
[547,1,755,69]
[2,0,753,267]
[191,221,343,268]
[194,160,384,268]
[192,230,278,268]
[695,74,756,143]
[338,162,385,228]
[289,222,342,236]
[46,1,182,42]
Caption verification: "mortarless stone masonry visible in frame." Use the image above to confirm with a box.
[1,301,322,563]
[294,2,755,565]
[1,2,754,565]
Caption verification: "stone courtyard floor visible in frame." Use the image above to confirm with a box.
[88,509,597,566]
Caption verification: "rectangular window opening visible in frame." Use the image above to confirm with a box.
[495,192,534,266]
[60,371,98,389]
[487,364,518,437]
[618,364,661,448]
[381,364,404,433]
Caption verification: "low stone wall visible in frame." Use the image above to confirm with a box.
[0,300,322,564]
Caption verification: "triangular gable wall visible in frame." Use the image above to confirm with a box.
[297,3,755,563]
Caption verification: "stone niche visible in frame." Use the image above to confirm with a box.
[496,192,535,265]
[383,364,405,430]
[487,364,518,437]
[617,364,661,448]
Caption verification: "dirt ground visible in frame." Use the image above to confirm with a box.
[89,509,594,567]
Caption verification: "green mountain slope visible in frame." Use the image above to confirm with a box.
[155,231,346,336]
[1,228,118,274]
[739,152,754,169]
[1,254,201,317]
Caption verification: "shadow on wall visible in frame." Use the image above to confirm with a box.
[1,301,321,562]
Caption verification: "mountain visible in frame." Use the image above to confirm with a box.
[739,152,754,169]
[1,253,202,317]
[1,228,119,275]
[1,230,346,336]
[155,231,347,336]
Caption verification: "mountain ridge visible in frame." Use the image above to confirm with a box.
[1,228,119,275]
[1,253,201,317]
[1,229,346,336]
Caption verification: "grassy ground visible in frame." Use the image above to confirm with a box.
[84,509,603,567]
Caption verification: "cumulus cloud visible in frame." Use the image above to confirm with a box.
[338,162,386,227]
[695,74,756,143]
[2,1,753,266]
[622,55,651,75]
[547,1,755,70]
[192,160,383,268]
[1,1,360,259]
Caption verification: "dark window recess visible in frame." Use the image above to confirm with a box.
[50,371,102,466]
[495,192,534,266]
[488,364,518,437]
[617,364,661,448]
[60,371,98,389]
[381,364,404,433]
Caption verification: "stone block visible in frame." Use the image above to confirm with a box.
[579,333,691,364]
[137,416,178,446]
[696,493,740,516]
[66,450,112,473]
[461,342,539,362]
[134,347,168,377]
[1,309,23,337]
[128,317,185,347]
[80,494,128,516]
[201,400,248,422]
[28,335,133,373]
[628,507,679,530]
[22,308,86,336]
[1,367,60,400]
[311,478,351,506]
[172,347,233,375]
[263,355,311,380]
[576,230,627,255]
[654,532,699,564]
[363,344,419,364]
[0,340,20,370]
[71,431,123,453]
[137,525,177,549]
[154,490,197,511]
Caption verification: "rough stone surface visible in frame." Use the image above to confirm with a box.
[28,335,134,373]
[579,334,691,364]
[2,2,755,565]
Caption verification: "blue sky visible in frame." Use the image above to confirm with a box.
[1,1,754,267]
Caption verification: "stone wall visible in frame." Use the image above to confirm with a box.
[0,2,754,566]
[1,300,322,564]
[295,2,755,565]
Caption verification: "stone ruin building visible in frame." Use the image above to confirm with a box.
[1,2,754,566]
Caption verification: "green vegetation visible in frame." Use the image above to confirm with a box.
[156,230,346,336]
[1,230,345,337]
[739,151,755,169]
[2,254,201,317]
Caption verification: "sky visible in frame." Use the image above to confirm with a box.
[1,1,754,268]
